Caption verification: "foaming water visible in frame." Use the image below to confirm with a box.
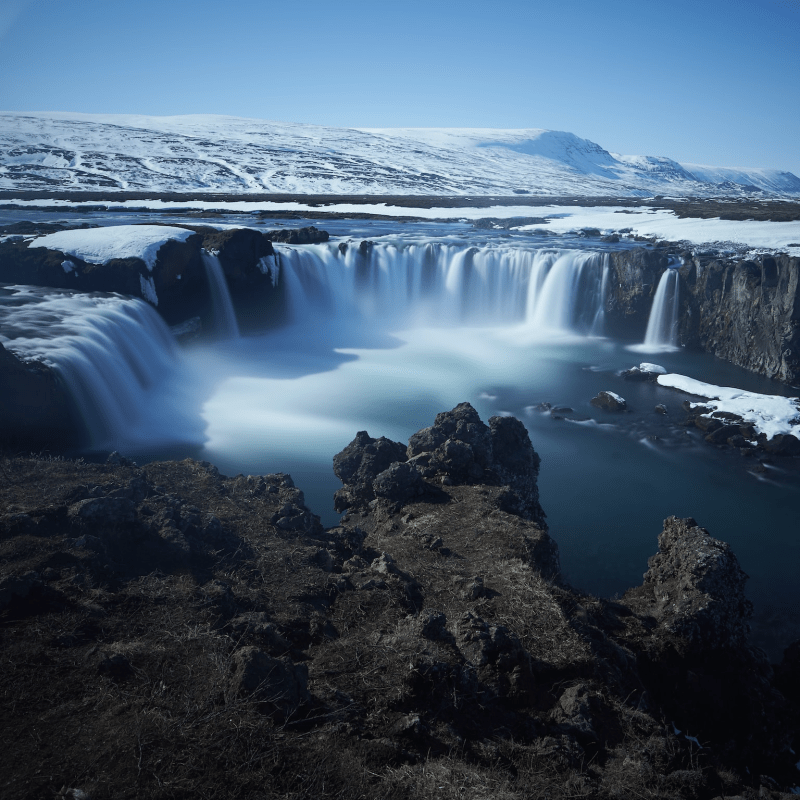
[0,286,205,452]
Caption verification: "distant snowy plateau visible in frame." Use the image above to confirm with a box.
[1,112,800,198]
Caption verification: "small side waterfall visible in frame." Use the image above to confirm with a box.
[0,287,202,451]
[642,268,680,350]
[201,250,239,339]
[276,242,610,335]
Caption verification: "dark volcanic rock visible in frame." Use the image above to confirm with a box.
[590,391,627,412]
[677,253,800,383]
[0,225,285,332]
[607,246,800,383]
[0,229,210,324]
[605,248,670,338]
[624,516,752,653]
[227,647,309,717]
[335,403,545,523]
[266,226,329,244]
[2,410,800,797]
[333,431,409,512]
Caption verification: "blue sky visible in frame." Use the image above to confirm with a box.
[1,0,799,176]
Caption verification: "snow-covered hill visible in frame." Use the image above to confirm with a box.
[1,112,798,198]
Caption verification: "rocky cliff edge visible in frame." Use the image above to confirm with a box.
[1,403,799,798]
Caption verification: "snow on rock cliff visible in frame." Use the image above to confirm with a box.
[29,225,195,270]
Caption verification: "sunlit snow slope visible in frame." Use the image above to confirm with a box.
[1,112,799,197]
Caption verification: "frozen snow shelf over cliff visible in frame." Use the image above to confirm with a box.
[1,112,799,198]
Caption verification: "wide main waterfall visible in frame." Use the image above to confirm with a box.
[276,243,610,335]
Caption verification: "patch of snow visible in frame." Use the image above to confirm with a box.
[605,391,625,403]
[61,259,77,274]
[657,373,800,441]
[30,225,195,271]
[139,275,158,306]
[639,362,667,374]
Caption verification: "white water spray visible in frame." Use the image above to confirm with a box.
[642,268,680,350]
[201,250,239,339]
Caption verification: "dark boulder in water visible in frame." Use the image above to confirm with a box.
[590,390,627,411]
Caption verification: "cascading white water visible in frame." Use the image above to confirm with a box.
[0,286,203,451]
[642,268,680,349]
[201,250,239,338]
[276,242,610,334]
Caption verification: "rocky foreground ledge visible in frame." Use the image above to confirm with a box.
[1,404,799,799]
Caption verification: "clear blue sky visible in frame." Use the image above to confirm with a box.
[1,0,799,176]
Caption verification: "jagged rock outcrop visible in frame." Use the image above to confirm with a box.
[622,517,792,768]
[624,516,752,653]
[334,402,546,523]
[266,225,329,244]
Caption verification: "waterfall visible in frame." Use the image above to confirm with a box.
[642,268,680,350]
[0,287,202,451]
[276,242,610,334]
[201,250,239,339]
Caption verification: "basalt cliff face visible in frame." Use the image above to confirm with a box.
[678,253,800,383]
[607,247,800,384]
[1,404,799,799]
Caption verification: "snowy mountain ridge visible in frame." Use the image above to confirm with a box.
[1,112,799,198]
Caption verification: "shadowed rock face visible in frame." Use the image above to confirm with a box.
[605,248,668,338]
[679,253,800,383]
[0,341,82,449]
